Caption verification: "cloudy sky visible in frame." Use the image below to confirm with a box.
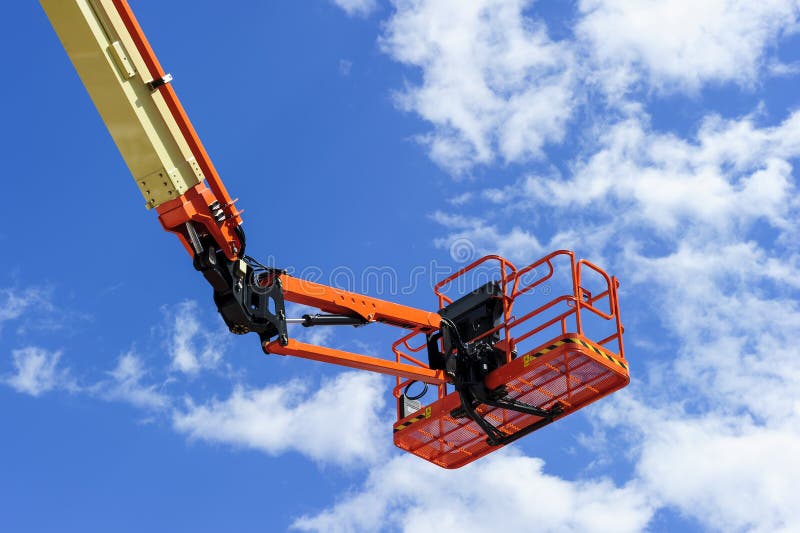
[2,1,800,531]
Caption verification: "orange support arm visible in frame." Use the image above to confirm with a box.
[266,339,447,385]
[258,273,445,383]
[279,275,442,330]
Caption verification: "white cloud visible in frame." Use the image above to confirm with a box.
[166,301,227,375]
[332,0,378,17]
[380,0,576,173]
[292,453,655,533]
[338,58,353,77]
[523,111,800,236]
[0,287,52,333]
[431,211,544,264]
[613,241,800,466]
[0,288,36,323]
[172,372,389,466]
[642,420,800,533]
[4,347,75,397]
[376,1,800,176]
[94,352,170,411]
[768,60,800,77]
[577,0,800,93]
[4,346,169,410]
[595,396,800,533]
[447,191,474,206]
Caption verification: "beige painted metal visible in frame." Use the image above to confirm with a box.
[40,0,204,209]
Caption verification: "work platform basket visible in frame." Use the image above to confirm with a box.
[392,251,629,469]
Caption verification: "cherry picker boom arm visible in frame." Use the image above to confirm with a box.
[40,0,447,386]
[41,0,630,469]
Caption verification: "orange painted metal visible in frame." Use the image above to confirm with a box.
[392,330,449,400]
[156,183,241,259]
[393,250,629,468]
[256,274,444,384]
[111,0,243,259]
[255,274,446,386]
[279,274,442,331]
[265,338,447,385]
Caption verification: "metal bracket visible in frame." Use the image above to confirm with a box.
[146,73,173,91]
[191,240,288,346]
[451,381,563,446]
[108,41,136,79]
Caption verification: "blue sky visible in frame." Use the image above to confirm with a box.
[2,1,800,531]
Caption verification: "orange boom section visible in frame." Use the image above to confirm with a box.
[392,251,629,469]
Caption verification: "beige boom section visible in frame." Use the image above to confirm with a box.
[40,0,204,209]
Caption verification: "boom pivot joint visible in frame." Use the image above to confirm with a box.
[192,244,288,346]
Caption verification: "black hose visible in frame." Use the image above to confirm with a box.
[403,381,429,400]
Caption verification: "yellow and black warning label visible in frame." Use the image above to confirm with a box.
[394,406,432,432]
[522,337,628,371]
